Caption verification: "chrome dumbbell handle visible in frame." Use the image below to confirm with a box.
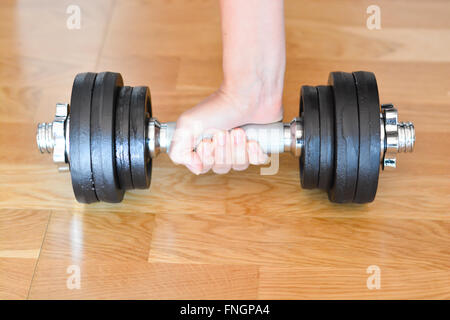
[147,118,304,158]
[147,106,416,168]
[37,103,415,171]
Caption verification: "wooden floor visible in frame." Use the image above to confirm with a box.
[0,0,449,299]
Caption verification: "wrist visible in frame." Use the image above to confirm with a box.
[221,74,283,119]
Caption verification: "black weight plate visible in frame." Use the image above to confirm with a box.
[69,72,98,203]
[317,85,335,190]
[91,72,125,203]
[129,86,152,189]
[299,86,320,189]
[352,71,381,203]
[115,86,134,190]
[327,72,360,203]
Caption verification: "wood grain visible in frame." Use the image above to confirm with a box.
[29,260,258,300]
[0,0,449,299]
[259,267,450,299]
[148,214,450,269]
[0,210,50,299]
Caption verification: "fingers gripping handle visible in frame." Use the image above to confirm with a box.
[237,122,287,154]
[147,118,303,158]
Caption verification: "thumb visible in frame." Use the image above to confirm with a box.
[168,126,203,175]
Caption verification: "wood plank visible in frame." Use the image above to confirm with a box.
[37,210,155,262]
[28,210,258,299]
[148,214,450,270]
[0,0,114,124]
[284,0,450,29]
[0,210,50,251]
[0,258,37,300]
[2,160,449,219]
[29,261,258,299]
[100,0,222,60]
[0,209,50,299]
[259,267,450,299]
[0,0,113,63]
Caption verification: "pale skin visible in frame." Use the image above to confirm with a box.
[169,0,286,174]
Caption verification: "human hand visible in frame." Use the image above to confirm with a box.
[168,84,282,174]
[169,0,285,174]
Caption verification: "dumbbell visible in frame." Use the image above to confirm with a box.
[36,71,415,204]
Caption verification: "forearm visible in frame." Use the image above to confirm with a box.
[170,0,286,173]
[220,0,286,90]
